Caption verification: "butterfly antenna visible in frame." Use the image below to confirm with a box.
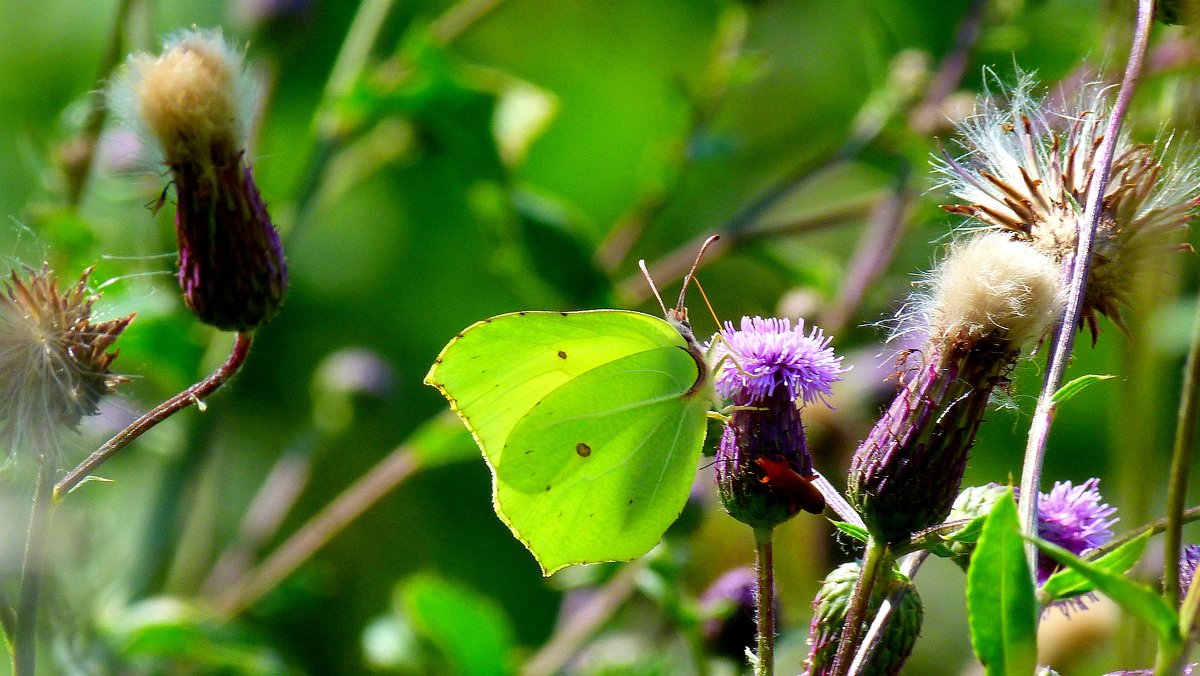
[692,276,722,330]
[676,234,721,312]
[639,259,670,317]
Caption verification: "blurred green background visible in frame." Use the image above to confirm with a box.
[0,0,1197,673]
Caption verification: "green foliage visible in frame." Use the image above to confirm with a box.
[1040,530,1151,602]
[966,491,1037,676]
[1049,374,1117,407]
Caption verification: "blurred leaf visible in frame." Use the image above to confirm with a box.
[966,491,1037,676]
[398,574,515,676]
[1040,530,1150,601]
[1032,535,1180,644]
[407,409,480,469]
[1050,374,1116,407]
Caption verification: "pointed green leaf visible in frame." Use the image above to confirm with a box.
[400,574,515,676]
[1050,374,1116,406]
[1041,530,1151,601]
[967,491,1037,676]
[1033,536,1180,644]
[831,521,869,543]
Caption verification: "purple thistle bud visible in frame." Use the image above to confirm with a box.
[848,234,1062,544]
[1034,479,1116,584]
[112,29,287,332]
[1181,545,1200,602]
[710,317,846,528]
[699,567,763,662]
[804,561,922,675]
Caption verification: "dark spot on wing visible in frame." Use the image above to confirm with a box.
[524,449,532,455]
[628,499,634,505]
[576,442,591,457]
[518,311,528,316]
[546,485,552,492]
[557,350,567,359]
[559,312,568,317]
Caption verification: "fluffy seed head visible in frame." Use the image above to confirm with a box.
[112,28,253,166]
[0,267,133,456]
[920,232,1064,350]
[936,70,1199,341]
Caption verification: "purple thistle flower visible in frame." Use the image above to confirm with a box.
[1180,545,1200,602]
[711,316,845,407]
[1035,479,1117,584]
[711,317,845,528]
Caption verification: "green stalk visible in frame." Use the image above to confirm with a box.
[13,453,55,676]
[1163,292,1200,608]
[753,526,775,676]
[831,537,889,676]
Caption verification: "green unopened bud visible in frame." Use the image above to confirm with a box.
[804,561,922,675]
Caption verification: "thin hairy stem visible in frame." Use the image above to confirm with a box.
[753,526,775,676]
[214,446,420,617]
[55,332,253,500]
[847,551,927,675]
[1164,293,1200,607]
[1018,0,1154,581]
[14,454,55,676]
[831,538,889,676]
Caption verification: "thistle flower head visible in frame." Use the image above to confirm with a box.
[0,266,133,456]
[1036,478,1117,582]
[935,70,1199,341]
[710,316,846,406]
[1181,545,1200,601]
[111,28,287,332]
[711,317,845,528]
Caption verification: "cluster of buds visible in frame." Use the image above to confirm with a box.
[936,71,1198,342]
[847,233,1063,544]
[803,560,922,675]
[0,267,132,457]
[709,317,846,529]
[111,29,287,332]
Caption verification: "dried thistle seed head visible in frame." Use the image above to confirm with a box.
[935,70,1200,341]
[0,266,133,455]
[920,232,1064,350]
[111,29,287,332]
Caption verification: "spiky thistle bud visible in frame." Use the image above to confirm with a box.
[847,233,1063,544]
[710,317,846,529]
[936,71,1199,342]
[804,561,922,675]
[0,266,133,456]
[111,28,287,331]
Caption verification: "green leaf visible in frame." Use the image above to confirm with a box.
[400,574,515,676]
[426,310,712,574]
[832,520,869,543]
[1032,536,1180,644]
[1050,374,1116,406]
[1041,530,1151,601]
[966,491,1037,676]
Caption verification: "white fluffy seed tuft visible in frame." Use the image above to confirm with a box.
[924,232,1064,348]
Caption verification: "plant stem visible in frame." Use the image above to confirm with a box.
[214,446,420,617]
[831,537,888,676]
[1017,0,1154,581]
[753,526,775,676]
[1164,294,1200,608]
[13,453,55,676]
[54,332,253,501]
[847,551,927,674]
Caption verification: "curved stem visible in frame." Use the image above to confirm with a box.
[1017,0,1154,581]
[55,332,253,500]
[14,454,55,676]
[1164,294,1200,608]
[831,537,889,676]
[847,551,927,675]
[753,526,775,676]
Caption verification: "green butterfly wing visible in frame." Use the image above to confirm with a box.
[425,310,712,574]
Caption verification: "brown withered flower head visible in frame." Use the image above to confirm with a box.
[936,70,1200,342]
[0,266,133,456]
[111,28,287,332]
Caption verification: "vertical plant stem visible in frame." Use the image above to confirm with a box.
[847,550,928,674]
[54,332,253,500]
[831,537,889,676]
[753,526,775,676]
[1165,293,1200,608]
[1017,0,1155,579]
[13,453,55,676]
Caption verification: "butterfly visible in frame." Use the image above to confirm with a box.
[425,237,719,574]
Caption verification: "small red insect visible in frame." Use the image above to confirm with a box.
[755,457,826,515]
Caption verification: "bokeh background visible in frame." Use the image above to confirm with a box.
[0,0,1197,673]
